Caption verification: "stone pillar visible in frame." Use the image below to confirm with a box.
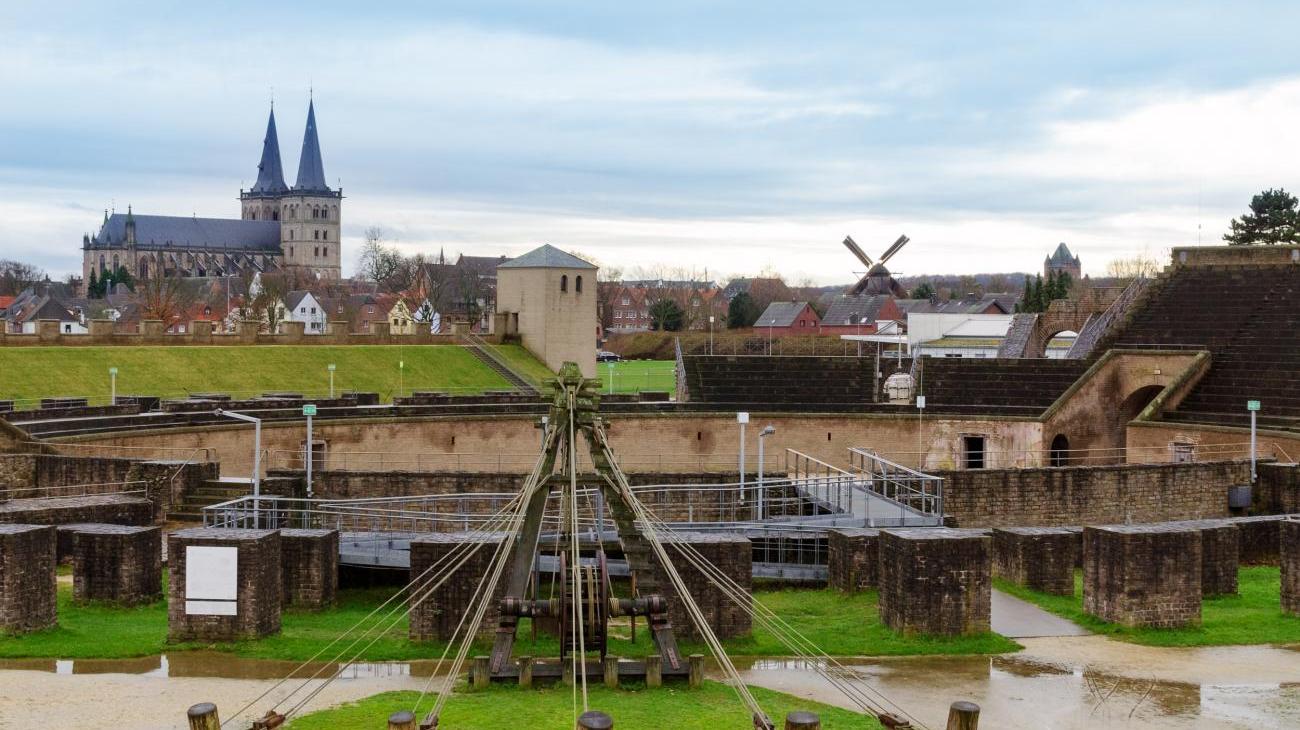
[167,528,281,642]
[1170,520,1240,596]
[281,320,306,343]
[641,532,752,640]
[1283,519,1300,616]
[190,320,213,343]
[1083,524,1202,628]
[37,319,61,342]
[71,524,162,605]
[878,528,991,636]
[280,529,339,609]
[1229,515,1284,565]
[827,528,880,592]
[141,319,165,342]
[0,524,57,633]
[88,319,115,341]
[992,527,1076,595]
[408,532,507,642]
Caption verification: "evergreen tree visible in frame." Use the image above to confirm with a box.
[909,282,936,299]
[727,291,760,328]
[113,265,135,292]
[1030,275,1044,312]
[87,268,100,298]
[1224,188,1300,245]
[649,298,685,332]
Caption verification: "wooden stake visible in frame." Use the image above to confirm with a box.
[577,710,614,729]
[644,654,662,688]
[563,660,574,687]
[688,654,704,689]
[518,655,534,688]
[470,656,490,690]
[784,711,821,729]
[187,703,220,730]
[388,711,416,730]
[603,655,620,688]
[946,701,980,730]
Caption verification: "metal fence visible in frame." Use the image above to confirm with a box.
[847,448,943,518]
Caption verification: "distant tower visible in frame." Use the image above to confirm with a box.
[240,107,289,220]
[1044,242,1081,281]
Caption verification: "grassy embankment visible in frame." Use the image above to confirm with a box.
[0,345,551,408]
[0,585,1017,661]
[996,566,1300,647]
[286,683,880,729]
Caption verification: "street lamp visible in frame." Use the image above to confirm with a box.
[737,412,750,506]
[327,363,336,399]
[215,409,263,523]
[398,360,405,398]
[108,367,118,406]
[708,315,715,356]
[757,425,776,520]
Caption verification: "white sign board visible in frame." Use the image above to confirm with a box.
[185,545,238,616]
[737,412,750,424]
[916,395,926,410]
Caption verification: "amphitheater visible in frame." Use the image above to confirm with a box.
[3,244,1300,730]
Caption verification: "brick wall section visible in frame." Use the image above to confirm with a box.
[878,528,991,636]
[1165,520,1239,596]
[0,454,138,498]
[1256,463,1300,515]
[992,527,1076,595]
[642,532,752,641]
[0,494,154,526]
[408,532,507,642]
[167,528,281,642]
[70,525,162,605]
[1083,525,1202,628]
[935,461,1249,527]
[1283,519,1300,616]
[125,460,221,520]
[827,528,880,592]
[0,524,57,634]
[1230,515,1285,565]
[280,529,339,610]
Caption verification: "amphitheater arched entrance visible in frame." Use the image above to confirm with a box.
[1049,433,1070,466]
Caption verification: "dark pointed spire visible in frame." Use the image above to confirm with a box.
[250,108,288,194]
[294,99,330,192]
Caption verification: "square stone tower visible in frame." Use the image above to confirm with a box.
[496,245,598,377]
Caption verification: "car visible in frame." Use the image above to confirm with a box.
[596,351,621,363]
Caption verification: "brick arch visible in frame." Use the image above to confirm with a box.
[1004,288,1124,358]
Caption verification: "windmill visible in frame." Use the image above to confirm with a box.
[842,234,910,298]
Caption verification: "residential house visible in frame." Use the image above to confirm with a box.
[384,296,418,335]
[753,301,822,335]
[416,253,512,332]
[2,290,85,334]
[819,294,905,335]
[603,280,725,333]
[284,290,327,334]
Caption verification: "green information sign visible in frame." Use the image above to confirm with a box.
[302,404,318,417]
[1247,400,1261,412]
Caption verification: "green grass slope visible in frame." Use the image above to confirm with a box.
[0,345,547,407]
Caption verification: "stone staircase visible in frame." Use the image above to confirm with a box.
[460,335,540,394]
[165,477,251,522]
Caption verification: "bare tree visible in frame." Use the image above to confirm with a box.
[134,268,198,325]
[1105,253,1161,281]
[357,227,403,284]
[251,274,289,333]
[0,259,45,297]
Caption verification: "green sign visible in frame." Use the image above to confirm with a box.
[108,367,118,375]
[302,404,318,417]
[1247,400,1261,412]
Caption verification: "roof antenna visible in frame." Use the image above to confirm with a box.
[270,85,275,110]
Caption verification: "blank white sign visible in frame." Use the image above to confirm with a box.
[185,545,238,616]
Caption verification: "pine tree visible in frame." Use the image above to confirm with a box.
[87,268,100,298]
[1224,188,1300,245]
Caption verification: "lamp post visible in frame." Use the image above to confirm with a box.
[327,363,336,399]
[708,315,715,355]
[607,361,615,395]
[757,425,775,519]
[216,409,262,524]
[737,412,749,514]
[108,367,118,406]
[398,360,405,398]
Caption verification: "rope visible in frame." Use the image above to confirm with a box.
[569,393,590,716]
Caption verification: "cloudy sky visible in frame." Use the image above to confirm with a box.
[2,1,1298,284]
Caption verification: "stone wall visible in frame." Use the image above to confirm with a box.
[992,527,1076,595]
[1165,520,1239,596]
[878,528,991,636]
[826,528,879,592]
[280,529,339,610]
[1257,463,1300,515]
[124,459,221,519]
[167,528,281,642]
[0,524,57,633]
[0,495,154,526]
[1083,525,1202,628]
[936,460,1249,528]
[1231,515,1285,565]
[0,454,138,498]
[0,323,473,348]
[642,532,752,641]
[408,532,506,642]
[1283,519,1300,616]
[70,525,162,605]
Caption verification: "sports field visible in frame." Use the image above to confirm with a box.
[0,345,549,407]
[595,359,676,395]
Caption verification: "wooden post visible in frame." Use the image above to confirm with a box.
[470,656,490,690]
[563,660,574,687]
[388,711,417,730]
[187,703,220,730]
[644,654,662,688]
[946,701,980,730]
[603,655,620,688]
[688,654,704,689]
[785,710,821,729]
[518,655,534,688]
[577,710,614,729]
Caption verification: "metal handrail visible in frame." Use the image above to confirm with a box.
[846,447,944,520]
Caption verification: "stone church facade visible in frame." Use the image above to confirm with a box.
[82,101,343,286]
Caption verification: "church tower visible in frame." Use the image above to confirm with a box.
[277,100,343,280]
[240,107,289,221]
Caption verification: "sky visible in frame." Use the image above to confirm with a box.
[2,1,1299,285]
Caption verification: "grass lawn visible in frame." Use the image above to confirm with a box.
[490,344,557,386]
[287,683,881,730]
[0,586,1015,661]
[995,566,1300,647]
[596,359,676,395]
[0,345,548,407]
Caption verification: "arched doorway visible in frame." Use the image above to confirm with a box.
[1116,384,1164,459]
[1049,433,1070,466]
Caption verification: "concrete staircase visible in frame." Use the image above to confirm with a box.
[166,476,251,522]
[461,335,539,394]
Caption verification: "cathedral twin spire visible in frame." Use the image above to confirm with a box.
[251,100,329,195]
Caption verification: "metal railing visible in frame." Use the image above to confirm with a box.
[783,449,863,517]
[847,448,943,518]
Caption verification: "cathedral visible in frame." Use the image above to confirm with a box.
[81,100,343,286]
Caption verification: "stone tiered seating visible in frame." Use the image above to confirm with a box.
[919,358,1087,416]
[683,355,876,409]
[1112,264,1300,431]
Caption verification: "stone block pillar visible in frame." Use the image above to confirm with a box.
[642,532,752,640]
[827,528,880,592]
[0,524,57,633]
[1174,520,1240,596]
[1083,525,1202,628]
[70,524,162,605]
[992,527,1076,595]
[409,532,506,642]
[167,528,281,642]
[88,319,115,341]
[280,529,339,609]
[1230,515,1284,565]
[1283,519,1300,616]
[878,528,991,636]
